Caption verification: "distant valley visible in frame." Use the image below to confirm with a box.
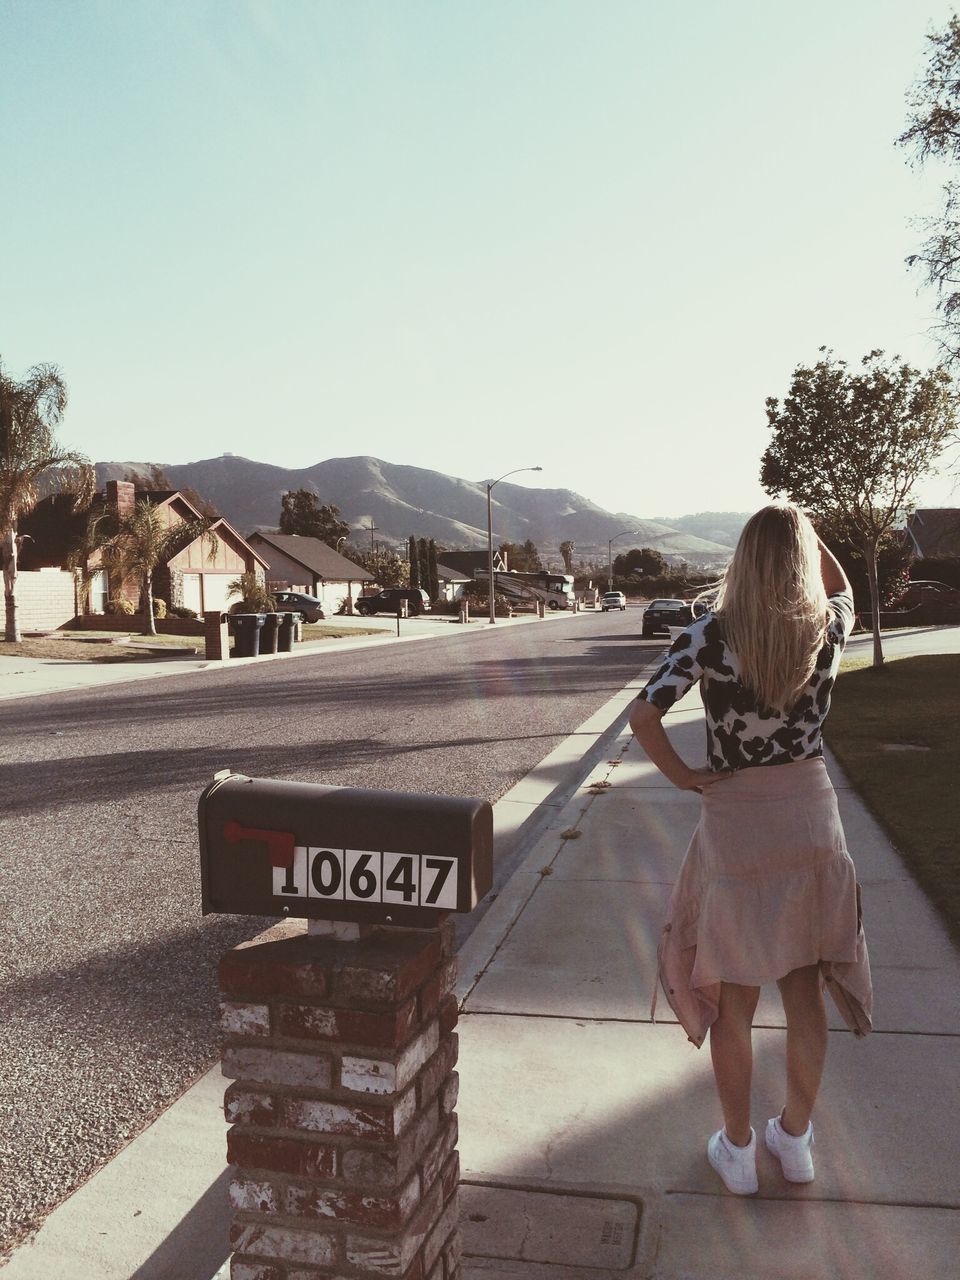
[95,454,748,567]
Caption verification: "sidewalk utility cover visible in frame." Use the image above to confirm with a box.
[460,1184,638,1269]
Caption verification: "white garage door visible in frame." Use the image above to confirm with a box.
[202,575,235,613]
[182,574,202,614]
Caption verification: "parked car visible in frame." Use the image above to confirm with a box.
[890,580,960,610]
[601,591,627,611]
[271,590,326,623]
[642,598,693,637]
[356,588,432,616]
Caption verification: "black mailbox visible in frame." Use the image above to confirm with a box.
[198,772,494,928]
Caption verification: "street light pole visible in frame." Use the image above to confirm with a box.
[608,529,640,593]
[486,466,542,624]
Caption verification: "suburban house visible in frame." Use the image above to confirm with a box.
[19,479,267,621]
[435,561,472,602]
[905,509,960,561]
[246,531,374,615]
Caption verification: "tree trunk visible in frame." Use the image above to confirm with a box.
[143,570,157,636]
[2,528,20,643]
[863,534,884,668]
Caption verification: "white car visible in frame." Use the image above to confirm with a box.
[601,591,627,611]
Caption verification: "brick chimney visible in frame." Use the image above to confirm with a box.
[106,480,136,519]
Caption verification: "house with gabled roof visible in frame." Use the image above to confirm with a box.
[432,549,506,578]
[905,509,960,560]
[246,531,374,615]
[19,479,268,618]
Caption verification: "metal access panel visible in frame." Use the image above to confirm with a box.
[198,772,494,927]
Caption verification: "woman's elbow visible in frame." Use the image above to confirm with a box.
[629,698,662,740]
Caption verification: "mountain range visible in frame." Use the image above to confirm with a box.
[94,454,747,566]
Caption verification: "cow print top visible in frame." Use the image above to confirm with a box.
[637,592,855,772]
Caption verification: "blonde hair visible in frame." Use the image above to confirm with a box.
[715,503,828,714]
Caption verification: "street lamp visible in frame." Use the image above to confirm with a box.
[608,529,639,592]
[486,466,542,624]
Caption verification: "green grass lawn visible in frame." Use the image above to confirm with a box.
[0,632,202,662]
[0,621,384,662]
[825,654,960,948]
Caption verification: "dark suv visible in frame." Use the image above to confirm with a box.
[356,588,432,616]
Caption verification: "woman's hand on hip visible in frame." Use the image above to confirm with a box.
[677,766,733,793]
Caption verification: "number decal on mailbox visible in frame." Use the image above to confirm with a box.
[271,847,457,909]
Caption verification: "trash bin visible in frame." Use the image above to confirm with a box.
[232,613,265,658]
[277,611,297,652]
[260,612,281,654]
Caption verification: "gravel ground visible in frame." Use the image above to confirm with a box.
[0,611,659,1253]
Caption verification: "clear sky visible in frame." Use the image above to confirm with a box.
[3,0,958,521]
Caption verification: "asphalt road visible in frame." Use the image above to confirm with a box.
[0,609,658,1253]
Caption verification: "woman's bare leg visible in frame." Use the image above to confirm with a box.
[709,981,761,1146]
[776,963,827,1135]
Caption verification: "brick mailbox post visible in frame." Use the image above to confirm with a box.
[199,773,492,1280]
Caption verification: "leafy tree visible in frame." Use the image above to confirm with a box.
[613,546,667,578]
[92,500,219,635]
[0,359,94,642]
[761,348,957,666]
[408,535,420,589]
[814,512,913,611]
[124,464,171,490]
[899,16,960,361]
[559,540,575,573]
[499,539,543,572]
[427,538,439,601]
[279,488,349,547]
[348,545,409,588]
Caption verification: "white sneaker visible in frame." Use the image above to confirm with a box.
[765,1114,815,1183]
[707,1127,758,1195]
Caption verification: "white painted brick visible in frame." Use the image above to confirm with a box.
[340,1056,397,1095]
[229,1177,279,1213]
[231,1222,336,1267]
[220,1001,271,1037]
[222,1046,332,1089]
[341,1022,439,1097]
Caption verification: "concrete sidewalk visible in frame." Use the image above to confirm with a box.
[4,674,959,1278]
[455,701,960,1278]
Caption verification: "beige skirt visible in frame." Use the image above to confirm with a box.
[655,756,873,1046]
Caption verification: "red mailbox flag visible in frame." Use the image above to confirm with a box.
[223,821,296,869]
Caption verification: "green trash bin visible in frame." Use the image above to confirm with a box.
[231,613,265,658]
[260,612,281,654]
[277,611,296,652]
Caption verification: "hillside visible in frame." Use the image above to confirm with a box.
[95,455,743,565]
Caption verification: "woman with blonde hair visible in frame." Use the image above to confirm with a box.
[630,502,872,1195]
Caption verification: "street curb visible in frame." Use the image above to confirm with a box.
[456,659,662,1004]
[0,609,599,702]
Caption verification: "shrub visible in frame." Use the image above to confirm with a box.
[152,598,167,620]
[167,603,198,619]
[105,598,136,616]
[227,570,276,613]
[461,582,514,616]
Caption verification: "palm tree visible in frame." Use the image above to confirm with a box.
[94,500,219,636]
[0,359,93,642]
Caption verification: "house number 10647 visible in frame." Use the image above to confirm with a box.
[272,847,458,910]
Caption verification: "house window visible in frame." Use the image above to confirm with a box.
[90,570,109,614]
